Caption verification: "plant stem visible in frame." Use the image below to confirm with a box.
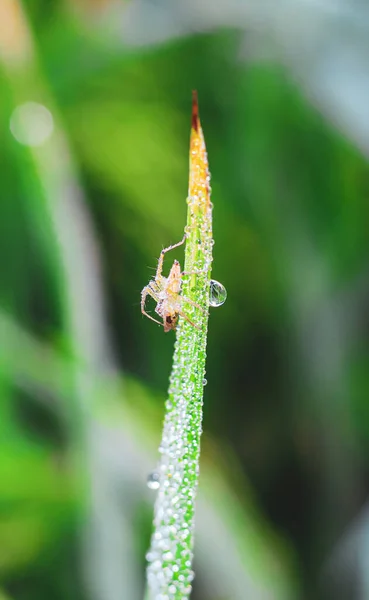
[146,92,213,600]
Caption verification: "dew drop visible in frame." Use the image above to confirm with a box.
[203,378,207,386]
[147,471,160,490]
[163,551,173,561]
[209,280,227,307]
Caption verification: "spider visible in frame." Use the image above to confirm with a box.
[141,234,204,332]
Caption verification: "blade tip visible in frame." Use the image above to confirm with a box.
[191,90,199,131]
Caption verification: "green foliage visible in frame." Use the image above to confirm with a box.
[146,102,214,599]
[1,2,369,599]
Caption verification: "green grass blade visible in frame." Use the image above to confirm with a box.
[146,92,218,599]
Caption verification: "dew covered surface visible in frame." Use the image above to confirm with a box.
[146,94,214,599]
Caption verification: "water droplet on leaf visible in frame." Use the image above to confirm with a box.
[209,280,227,307]
[203,378,207,386]
[147,471,160,490]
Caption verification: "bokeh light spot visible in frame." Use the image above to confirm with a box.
[10,102,54,147]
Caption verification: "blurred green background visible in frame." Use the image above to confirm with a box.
[2,1,369,599]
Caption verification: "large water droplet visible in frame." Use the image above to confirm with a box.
[209,280,227,307]
[202,378,207,386]
[147,471,160,490]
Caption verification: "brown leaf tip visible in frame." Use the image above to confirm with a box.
[191,90,199,132]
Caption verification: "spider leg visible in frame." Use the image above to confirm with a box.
[150,280,161,293]
[181,268,209,277]
[141,286,164,327]
[156,234,187,279]
[180,296,207,313]
[178,309,201,330]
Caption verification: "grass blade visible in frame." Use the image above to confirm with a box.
[146,92,216,599]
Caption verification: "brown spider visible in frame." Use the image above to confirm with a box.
[141,235,203,332]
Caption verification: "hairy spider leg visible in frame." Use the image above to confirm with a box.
[141,285,164,327]
[177,308,200,330]
[180,269,210,313]
[181,269,209,311]
[180,295,206,312]
[156,234,187,280]
[181,268,209,277]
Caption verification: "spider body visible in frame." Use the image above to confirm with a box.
[141,235,202,332]
[154,259,181,332]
